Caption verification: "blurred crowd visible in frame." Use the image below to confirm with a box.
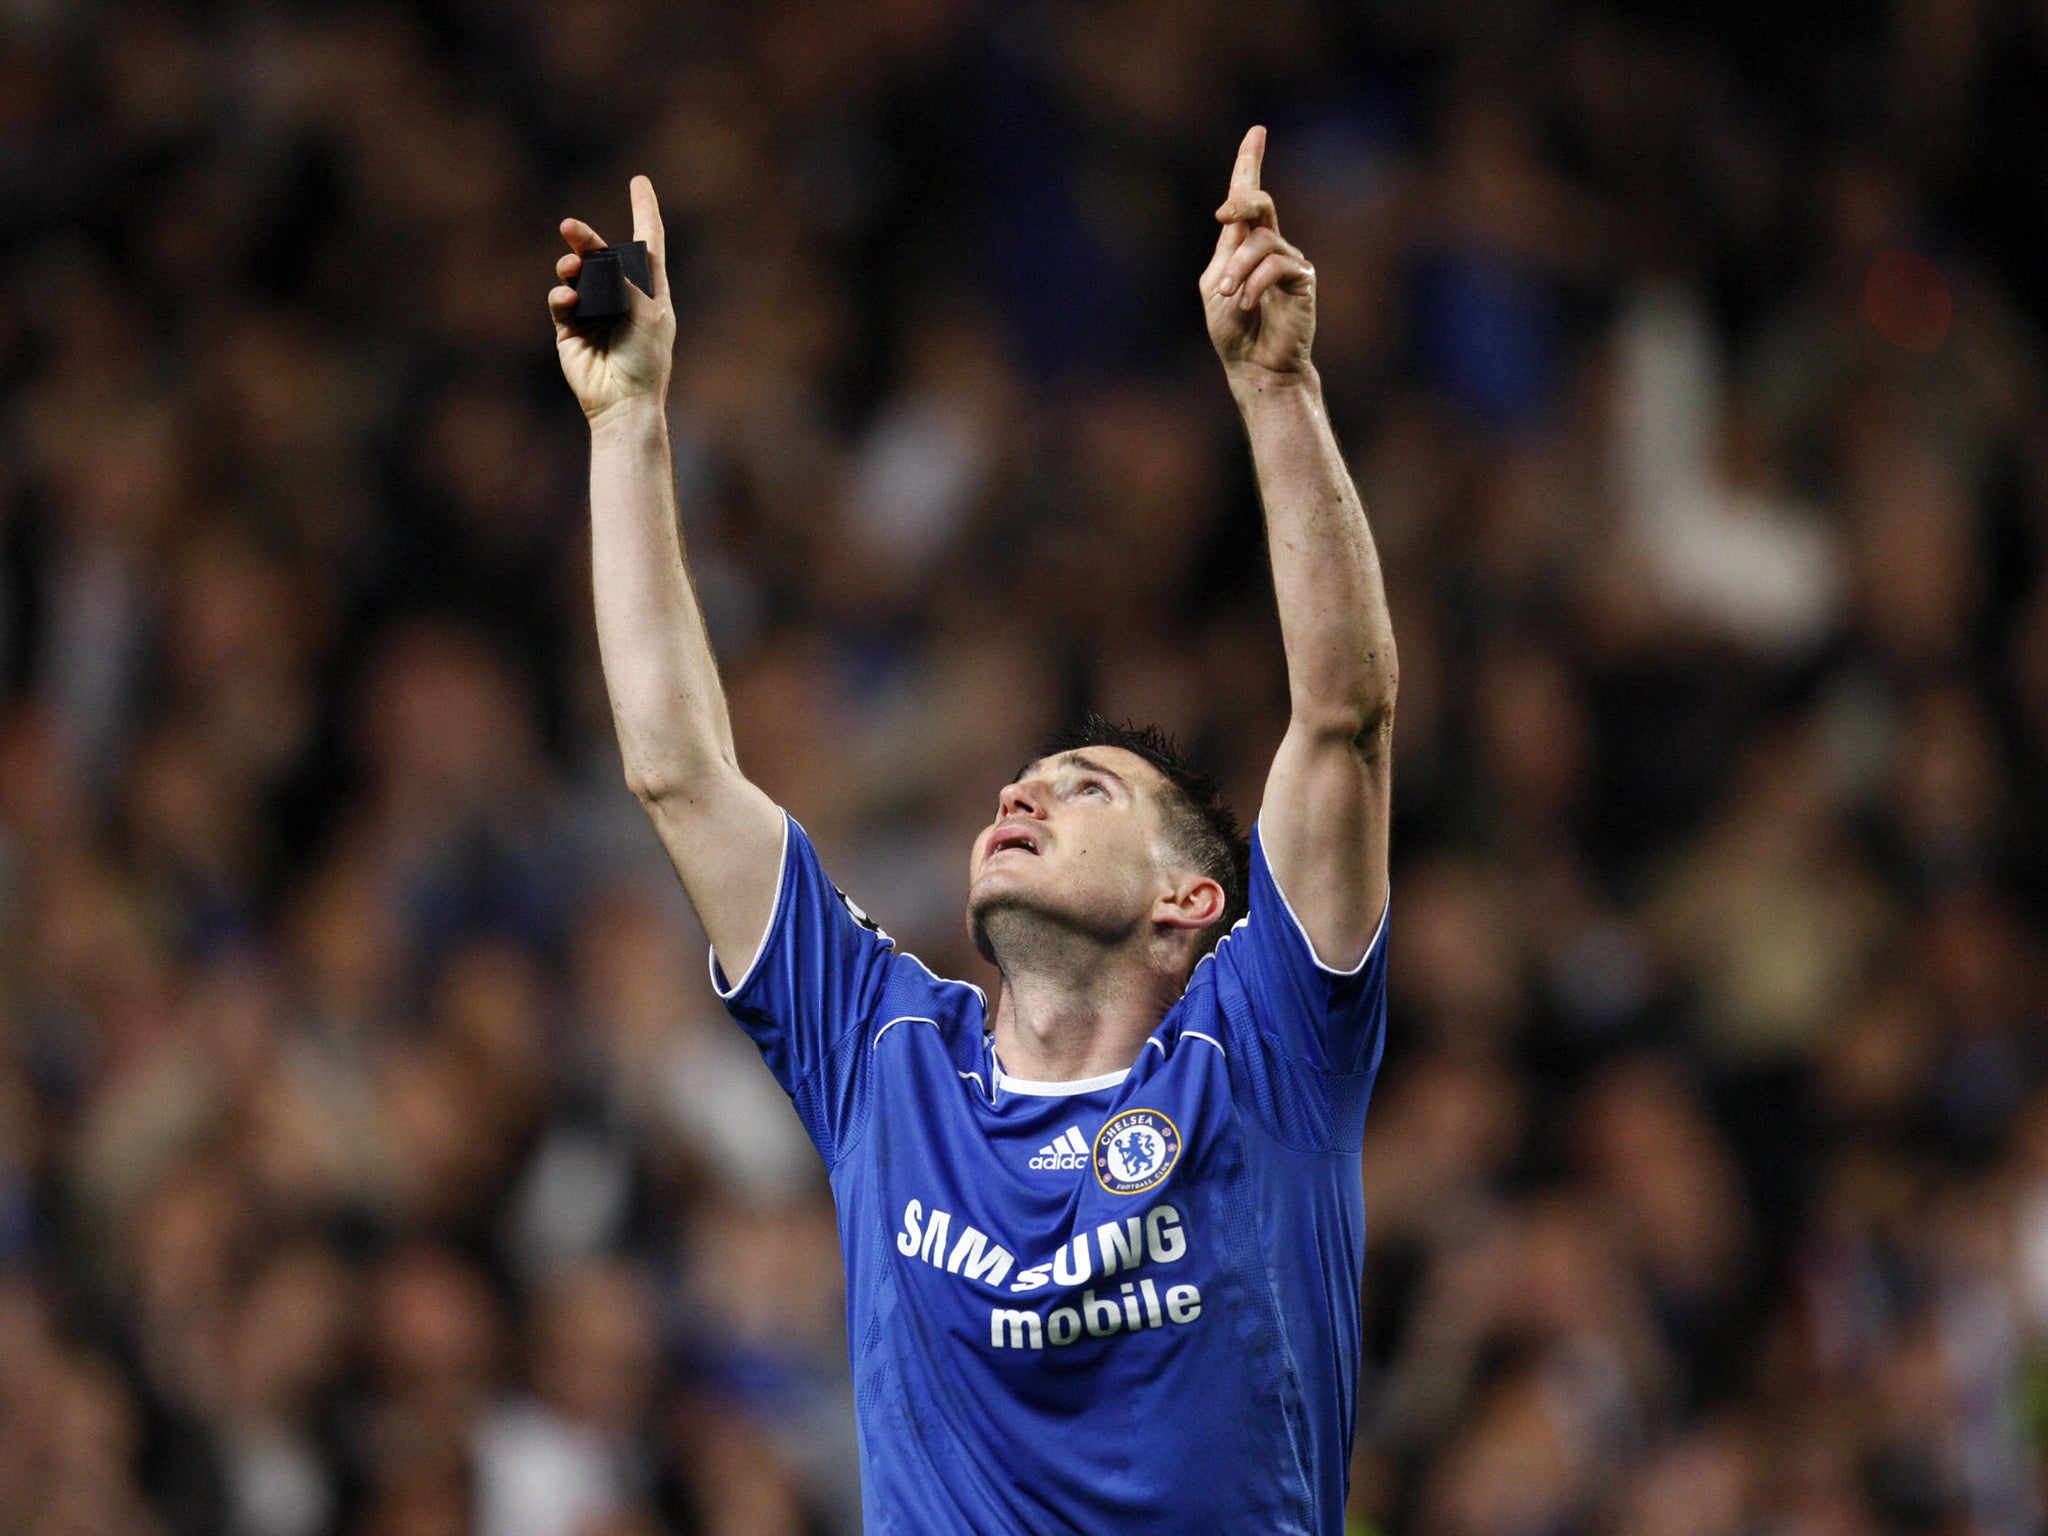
[1,0,2046,1532]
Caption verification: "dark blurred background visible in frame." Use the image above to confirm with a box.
[0,0,2045,1532]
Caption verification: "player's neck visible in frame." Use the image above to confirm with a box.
[988,944,1183,1083]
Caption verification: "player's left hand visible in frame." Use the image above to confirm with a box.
[1202,126,1315,380]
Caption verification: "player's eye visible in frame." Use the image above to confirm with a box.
[1079,779,1109,799]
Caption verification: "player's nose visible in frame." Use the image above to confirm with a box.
[997,778,1047,819]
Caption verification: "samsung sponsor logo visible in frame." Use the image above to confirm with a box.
[896,1198,1202,1352]
[988,1280,1204,1351]
[896,1200,1187,1293]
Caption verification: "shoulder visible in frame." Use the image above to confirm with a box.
[869,951,991,1065]
[1229,823,1390,990]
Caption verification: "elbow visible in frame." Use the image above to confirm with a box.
[1294,697,1396,763]
[624,766,679,807]
[1292,651,1398,755]
[621,747,737,809]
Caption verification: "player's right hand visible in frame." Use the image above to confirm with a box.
[549,175,676,426]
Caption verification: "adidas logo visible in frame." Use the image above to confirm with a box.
[1028,1127,1090,1172]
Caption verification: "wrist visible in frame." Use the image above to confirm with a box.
[586,394,669,443]
[1227,362,1322,408]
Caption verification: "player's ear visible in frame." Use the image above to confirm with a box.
[1156,873,1226,933]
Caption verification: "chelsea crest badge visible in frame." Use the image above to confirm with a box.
[1093,1109,1183,1196]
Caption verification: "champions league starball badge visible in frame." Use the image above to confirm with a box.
[1092,1109,1183,1196]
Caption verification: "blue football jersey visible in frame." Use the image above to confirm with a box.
[712,813,1388,1535]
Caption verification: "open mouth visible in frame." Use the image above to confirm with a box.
[989,830,1041,857]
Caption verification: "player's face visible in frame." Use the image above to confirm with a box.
[966,747,1178,951]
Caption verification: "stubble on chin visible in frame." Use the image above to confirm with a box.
[966,880,1135,973]
[966,885,1031,967]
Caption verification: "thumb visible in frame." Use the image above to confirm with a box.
[1206,215,1249,281]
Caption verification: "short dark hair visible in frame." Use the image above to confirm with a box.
[1035,714,1249,957]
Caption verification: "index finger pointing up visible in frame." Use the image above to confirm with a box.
[1230,125,1267,198]
[629,174,669,297]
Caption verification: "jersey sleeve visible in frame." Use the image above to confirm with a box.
[1211,821,1389,1081]
[709,813,898,1164]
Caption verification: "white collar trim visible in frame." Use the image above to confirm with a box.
[992,1061,1130,1097]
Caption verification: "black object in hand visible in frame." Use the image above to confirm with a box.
[569,242,652,321]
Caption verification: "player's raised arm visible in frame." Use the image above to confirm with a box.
[551,177,784,975]
[1202,127,1395,967]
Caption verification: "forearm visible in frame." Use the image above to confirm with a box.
[588,399,739,800]
[1232,366,1397,741]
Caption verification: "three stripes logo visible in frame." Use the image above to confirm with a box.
[1028,1127,1090,1171]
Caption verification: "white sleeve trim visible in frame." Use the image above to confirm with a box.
[872,1015,941,1049]
[1255,814,1389,978]
[707,812,793,1000]
[904,951,985,1010]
